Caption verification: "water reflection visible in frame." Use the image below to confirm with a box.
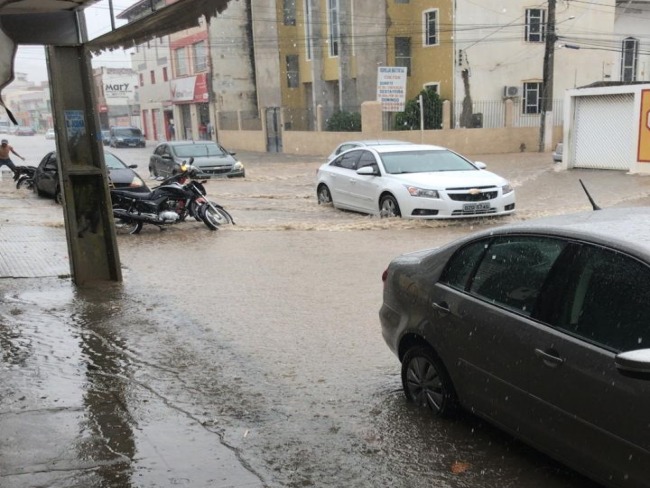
[73,284,136,487]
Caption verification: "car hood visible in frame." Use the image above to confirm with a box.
[109,168,148,191]
[178,155,235,167]
[386,170,507,189]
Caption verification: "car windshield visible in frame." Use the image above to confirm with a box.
[114,128,141,137]
[380,150,477,174]
[103,152,127,170]
[173,143,226,158]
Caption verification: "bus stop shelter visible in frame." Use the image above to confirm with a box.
[0,0,230,286]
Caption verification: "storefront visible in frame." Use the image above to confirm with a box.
[170,73,211,141]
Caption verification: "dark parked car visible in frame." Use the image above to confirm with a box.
[380,207,650,488]
[149,140,245,179]
[34,151,148,203]
[101,130,110,146]
[109,126,145,148]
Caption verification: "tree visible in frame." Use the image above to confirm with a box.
[394,88,443,130]
[325,111,361,132]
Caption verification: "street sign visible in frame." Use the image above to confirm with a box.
[377,67,407,112]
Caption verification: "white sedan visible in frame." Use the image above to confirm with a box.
[316,144,515,219]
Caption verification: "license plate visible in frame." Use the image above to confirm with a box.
[128,143,136,147]
[463,202,491,212]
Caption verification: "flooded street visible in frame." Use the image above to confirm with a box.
[4,137,650,487]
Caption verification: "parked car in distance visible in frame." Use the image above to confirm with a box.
[45,128,55,140]
[149,140,245,179]
[15,126,35,136]
[553,142,564,163]
[34,151,148,204]
[327,139,412,161]
[109,126,146,148]
[101,130,110,146]
[316,144,515,219]
[380,206,650,488]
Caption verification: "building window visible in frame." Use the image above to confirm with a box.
[139,73,144,87]
[328,0,340,57]
[523,82,542,114]
[286,55,299,88]
[304,0,313,60]
[423,82,439,93]
[193,41,207,72]
[423,9,438,46]
[283,0,296,25]
[150,70,155,84]
[395,0,409,3]
[175,47,187,76]
[525,8,546,43]
[395,37,411,75]
[621,37,638,82]
[162,67,168,82]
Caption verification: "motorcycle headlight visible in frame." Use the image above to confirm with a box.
[406,186,439,199]
[233,161,244,171]
[501,183,514,195]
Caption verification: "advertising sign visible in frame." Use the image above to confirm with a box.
[639,89,650,162]
[171,74,208,103]
[104,75,135,99]
[377,67,407,112]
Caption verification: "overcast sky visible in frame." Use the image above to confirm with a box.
[12,0,133,84]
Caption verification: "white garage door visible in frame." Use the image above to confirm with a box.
[573,94,635,170]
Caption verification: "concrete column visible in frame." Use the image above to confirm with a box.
[505,99,513,128]
[46,45,122,285]
[316,104,323,132]
[442,101,451,130]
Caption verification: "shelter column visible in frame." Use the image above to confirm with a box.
[47,45,122,285]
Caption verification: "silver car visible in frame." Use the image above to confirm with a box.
[327,139,412,161]
[380,207,650,488]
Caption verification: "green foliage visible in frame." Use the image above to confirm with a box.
[394,88,443,131]
[326,111,362,132]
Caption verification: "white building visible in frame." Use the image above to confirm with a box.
[614,0,650,83]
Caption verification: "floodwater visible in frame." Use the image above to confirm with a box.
[4,138,647,487]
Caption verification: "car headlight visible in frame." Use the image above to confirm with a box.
[406,185,439,199]
[117,137,124,141]
[233,161,244,171]
[130,177,145,188]
[501,183,514,195]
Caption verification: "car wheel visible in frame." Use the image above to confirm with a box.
[149,165,158,178]
[54,188,63,205]
[317,184,332,205]
[380,194,401,218]
[401,346,457,417]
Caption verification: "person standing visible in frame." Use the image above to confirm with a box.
[0,138,24,177]
[168,121,175,141]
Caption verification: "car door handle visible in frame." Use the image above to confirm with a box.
[431,301,450,313]
[534,348,565,367]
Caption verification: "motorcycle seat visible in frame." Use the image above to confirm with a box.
[111,189,154,199]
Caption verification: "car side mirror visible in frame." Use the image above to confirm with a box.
[474,161,487,170]
[230,152,236,156]
[128,164,137,169]
[615,349,650,380]
[357,166,379,176]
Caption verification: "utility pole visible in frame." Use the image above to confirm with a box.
[539,0,556,152]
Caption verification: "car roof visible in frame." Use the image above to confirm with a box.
[164,140,217,146]
[462,207,650,260]
[370,143,449,154]
[338,139,412,146]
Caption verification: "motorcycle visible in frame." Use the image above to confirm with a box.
[13,165,36,190]
[110,161,234,234]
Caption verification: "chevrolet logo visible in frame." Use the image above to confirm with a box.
[468,188,482,195]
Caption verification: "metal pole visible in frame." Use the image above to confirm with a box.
[539,0,556,152]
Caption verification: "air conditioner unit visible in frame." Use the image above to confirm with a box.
[503,86,521,98]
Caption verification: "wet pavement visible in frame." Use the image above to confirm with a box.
[2,140,650,487]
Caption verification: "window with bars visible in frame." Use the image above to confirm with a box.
[174,47,187,76]
[395,37,411,75]
[423,9,438,46]
[286,55,299,88]
[525,8,546,43]
[328,0,340,57]
[193,41,207,72]
[284,0,296,25]
[523,82,542,114]
[621,37,638,82]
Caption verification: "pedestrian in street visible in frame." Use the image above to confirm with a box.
[0,138,24,177]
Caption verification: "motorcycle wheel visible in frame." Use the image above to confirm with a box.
[200,204,232,230]
[114,217,143,235]
[16,176,34,190]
